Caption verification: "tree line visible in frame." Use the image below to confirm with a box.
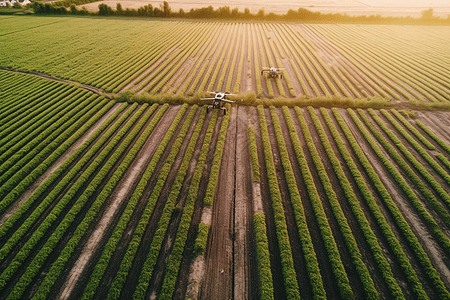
[31,1,450,25]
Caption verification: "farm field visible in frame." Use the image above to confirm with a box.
[2,69,450,299]
[1,15,450,300]
[1,16,449,103]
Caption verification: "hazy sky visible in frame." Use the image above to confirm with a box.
[357,0,449,7]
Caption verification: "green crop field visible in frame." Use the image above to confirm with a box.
[1,14,450,300]
[1,16,449,102]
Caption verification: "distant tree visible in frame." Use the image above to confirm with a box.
[162,1,171,17]
[13,2,23,9]
[231,7,239,18]
[421,8,434,20]
[70,3,78,14]
[243,7,250,19]
[98,3,113,15]
[218,6,231,18]
[178,8,185,17]
[285,9,297,20]
[256,8,265,19]
[116,3,123,15]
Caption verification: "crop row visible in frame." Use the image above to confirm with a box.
[353,109,450,248]
[0,92,100,200]
[0,103,141,296]
[8,103,158,300]
[203,104,231,206]
[333,108,447,299]
[274,107,326,299]
[80,104,171,300]
[132,105,205,299]
[257,105,300,299]
[368,109,450,209]
[2,18,447,101]
[27,103,159,298]
[317,107,404,299]
[159,108,218,299]
[101,104,190,300]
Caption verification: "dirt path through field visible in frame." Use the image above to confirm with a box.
[234,106,255,299]
[200,105,237,299]
[0,103,122,227]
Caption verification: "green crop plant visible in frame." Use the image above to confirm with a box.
[0,103,142,295]
[106,104,192,300]
[333,107,442,299]
[369,109,450,208]
[0,96,108,215]
[159,108,218,299]
[318,107,404,299]
[0,93,100,199]
[253,213,274,300]
[292,106,352,299]
[416,121,450,155]
[0,101,124,238]
[30,103,162,300]
[258,105,301,299]
[133,105,207,300]
[278,106,328,300]
[390,109,434,149]
[354,109,450,246]
[193,222,210,256]
[304,106,378,300]
[10,104,161,300]
[80,104,171,300]
[248,125,260,182]
[203,104,231,206]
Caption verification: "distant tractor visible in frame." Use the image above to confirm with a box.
[200,91,236,115]
[261,67,284,79]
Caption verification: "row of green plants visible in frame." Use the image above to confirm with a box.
[303,106,379,299]
[7,103,156,300]
[273,107,327,299]
[0,102,132,264]
[0,92,99,199]
[292,107,352,299]
[390,109,435,150]
[416,121,450,155]
[332,108,441,299]
[203,104,231,206]
[247,125,260,182]
[0,95,108,215]
[368,109,450,209]
[105,104,191,300]
[80,104,171,300]
[317,107,404,299]
[0,102,124,241]
[0,103,140,294]
[316,24,448,103]
[0,85,79,149]
[353,109,450,249]
[253,213,274,300]
[132,105,205,299]
[2,19,448,102]
[379,109,450,185]
[257,105,300,299]
[30,103,162,300]
[0,81,60,129]
[158,108,218,299]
